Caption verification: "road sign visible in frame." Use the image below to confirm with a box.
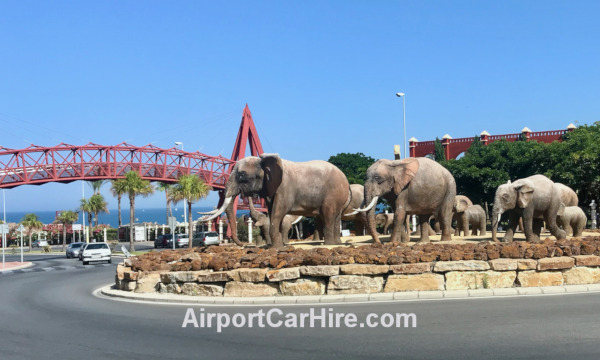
[17,225,24,232]
[72,224,82,231]
[168,216,177,228]
[0,224,8,233]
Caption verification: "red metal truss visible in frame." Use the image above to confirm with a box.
[0,142,234,189]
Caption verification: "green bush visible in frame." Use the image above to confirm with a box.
[236,217,261,243]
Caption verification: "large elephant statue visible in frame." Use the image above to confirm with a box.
[247,198,302,245]
[202,153,351,248]
[557,206,587,237]
[375,213,394,234]
[491,175,567,242]
[356,157,456,243]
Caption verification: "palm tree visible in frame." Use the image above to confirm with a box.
[20,213,44,251]
[80,198,93,234]
[55,210,79,251]
[88,193,109,226]
[156,182,174,224]
[89,180,107,195]
[170,174,210,248]
[110,179,128,227]
[121,171,154,251]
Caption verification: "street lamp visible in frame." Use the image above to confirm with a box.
[175,141,188,234]
[396,93,406,158]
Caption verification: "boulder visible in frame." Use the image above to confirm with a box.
[134,273,161,293]
[433,260,490,272]
[445,271,516,290]
[518,271,564,287]
[266,268,300,282]
[280,278,326,296]
[384,274,444,292]
[340,264,390,275]
[389,263,432,274]
[327,276,384,294]
[563,267,600,285]
[537,257,574,271]
[223,282,279,297]
[299,265,340,277]
[180,283,224,296]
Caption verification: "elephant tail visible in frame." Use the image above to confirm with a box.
[342,187,352,216]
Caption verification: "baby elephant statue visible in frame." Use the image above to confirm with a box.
[454,198,487,236]
[557,206,587,237]
[491,174,566,243]
[375,213,394,234]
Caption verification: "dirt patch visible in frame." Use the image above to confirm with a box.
[129,236,600,273]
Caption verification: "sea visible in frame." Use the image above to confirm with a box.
[3,207,250,227]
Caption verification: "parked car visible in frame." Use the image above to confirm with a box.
[81,242,112,265]
[166,234,189,248]
[66,242,85,258]
[154,234,172,248]
[78,243,89,261]
[32,239,49,248]
[192,231,220,247]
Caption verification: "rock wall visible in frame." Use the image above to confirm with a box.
[115,255,600,297]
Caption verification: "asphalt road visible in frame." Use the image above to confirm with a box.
[1,255,600,360]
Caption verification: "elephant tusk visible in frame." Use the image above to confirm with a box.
[497,213,501,223]
[291,216,303,225]
[202,197,232,221]
[346,210,359,216]
[197,209,219,215]
[353,196,378,213]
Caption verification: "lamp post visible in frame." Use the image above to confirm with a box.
[175,141,188,234]
[396,92,406,158]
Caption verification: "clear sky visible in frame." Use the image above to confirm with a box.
[0,1,598,212]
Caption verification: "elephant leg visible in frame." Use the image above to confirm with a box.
[503,212,519,243]
[391,209,406,243]
[470,222,478,236]
[322,204,342,245]
[521,208,539,243]
[545,211,567,241]
[573,218,584,237]
[262,223,272,245]
[313,217,323,241]
[418,215,431,243]
[479,215,487,236]
[460,214,469,237]
[532,219,543,237]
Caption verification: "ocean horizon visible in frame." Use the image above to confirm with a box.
[1,206,251,228]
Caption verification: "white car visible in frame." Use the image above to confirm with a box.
[81,242,112,265]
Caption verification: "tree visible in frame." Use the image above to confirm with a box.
[89,180,107,195]
[110,179,128,227]
[327,152,376,185]
[88,193,109,226]
[156,182,174,225]
[80,198,94,233]
[170,174,210,248]
[121,171,154,251]
[55,210,78,251]
[433,138,446,163]
[20,213,43,250]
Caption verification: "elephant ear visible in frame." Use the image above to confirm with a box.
[557,202,565,217]
[390,158,419,195]
[516,182,535,208]
[260,153,283,198]
[455,199,469,213]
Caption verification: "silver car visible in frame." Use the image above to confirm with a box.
[192,231,220,247]
[66,242,85,258]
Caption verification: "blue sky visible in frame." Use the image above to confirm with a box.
[0,1,598,212]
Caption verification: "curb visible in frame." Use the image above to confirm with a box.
[97,283,600,306]
[0,262,34,272]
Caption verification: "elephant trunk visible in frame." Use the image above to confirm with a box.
[225,199,243,246]
[247,197,261,221]
[363,189,380,243]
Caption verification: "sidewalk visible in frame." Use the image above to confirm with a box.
[0,262,33,272]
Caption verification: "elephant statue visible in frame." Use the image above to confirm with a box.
[556,183,578,206]
[314,184,367,239]
[452,195,473,235]
[247,197,302,245]
[375,213,394,234]
[202,153,351,248]
[557,206,587,237]
[454,201,487,236]
[491,175,567,243]
[356,157,456,243]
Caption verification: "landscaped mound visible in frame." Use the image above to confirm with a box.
[129,237,600,273]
